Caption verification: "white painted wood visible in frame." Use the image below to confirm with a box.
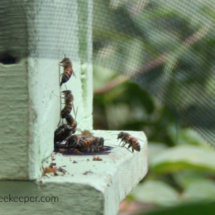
[0,130,148,215]
[0,0,93,180]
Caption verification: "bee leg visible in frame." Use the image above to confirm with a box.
[74,149,81,154]
[122,142,127,147]
[73,106,78,120]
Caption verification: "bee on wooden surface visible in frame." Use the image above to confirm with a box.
[92,137,105,151]
[65,114,77,134]
[82,137,107,153]
[54,124,73,150]
[83,137,105,152]
[62,90,74,104]
[59,58,75,86]
[60,57,72,68]
[66,134,88,149]
[117,132,141,152]
[65,135,104,153]
[61,103,73,118]
[54,124,73,142]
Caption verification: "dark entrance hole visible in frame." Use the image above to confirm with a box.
[0,53,17,65]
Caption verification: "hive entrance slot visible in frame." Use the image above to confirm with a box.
[0,53,17,65]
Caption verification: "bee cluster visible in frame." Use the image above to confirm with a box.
[54,58,111,154]
[53,58,142,154]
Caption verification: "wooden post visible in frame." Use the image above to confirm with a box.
[0,0,92,180]
[0,1,148,214]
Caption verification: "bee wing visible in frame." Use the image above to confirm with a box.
[136,137,146,142]
[73,106,78,120]
[55,140,67,147]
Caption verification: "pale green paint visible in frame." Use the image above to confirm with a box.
[0,0,93,180]
[0,1,29,180]
[0,130,148,215]
[0,181,104,215]
[0,61,29,179]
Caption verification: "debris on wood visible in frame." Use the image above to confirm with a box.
[93,156,103,161]
[42,167,58,176]
[83,171,93,175]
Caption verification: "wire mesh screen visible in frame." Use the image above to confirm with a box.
[0,0,215,148]
[93,0,215,146]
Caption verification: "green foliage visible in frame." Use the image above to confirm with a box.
[131,180,179,206]
[142,202,215,215]
[93,0,215,213]
[151,145,215,173]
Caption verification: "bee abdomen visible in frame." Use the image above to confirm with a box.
[54,124,73,145]
[61,104,73,118]
[60,73,71,86]
[130,139,141,151]
[77,140,90,149]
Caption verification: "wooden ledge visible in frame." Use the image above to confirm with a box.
[39,130,148,215]
[0,130,147,215]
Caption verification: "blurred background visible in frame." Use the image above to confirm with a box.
[92,0,215,214]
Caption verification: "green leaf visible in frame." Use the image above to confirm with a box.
[142,202,215,215]
[173,171,209,190]
[167,127,207,146]
[131,180,179,206]
[149,142,168,162]
[182,179,215,201]
[151,145,215,173]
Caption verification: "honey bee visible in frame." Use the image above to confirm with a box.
[79,137,103,153]
[59,58,75,86]
[117,132,141,152]
[66,134,88,148]
[62,90,74,104]
[65,114,77,134]
[67,135,106,153]
[54,124,73,150]
[60,90,74,118]
[92,137,105,151]
[61,103,73,118]
[82,137,108,153]
[54,124,73,142]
